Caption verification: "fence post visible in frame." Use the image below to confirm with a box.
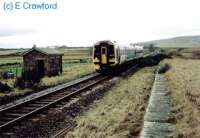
[16,68,18,78]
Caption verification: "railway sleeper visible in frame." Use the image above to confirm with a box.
[60,101,69,105]
[4,113,23,117]
[1,132,15,136]
[47,96,64,100]
[55,102,68,107]
[26,104,44,108]
[20,106,37,111]
[39,99,54,102]
[11,110,31,114]
[0,117,15,122]
[35,99,52,103]
[49,94,66,98]
[55,104,65,108]
[0,120,9,126]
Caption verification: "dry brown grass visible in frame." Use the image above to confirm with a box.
[165,47,200,59]
[163,58,200,138]
[65,67,156,138]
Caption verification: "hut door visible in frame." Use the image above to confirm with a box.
[37,60,44,76]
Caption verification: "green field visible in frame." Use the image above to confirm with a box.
[0,57,23,64]
[0,47,93,103]
[0,49,25,55]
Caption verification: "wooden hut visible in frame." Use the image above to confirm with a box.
[23,46,63,77]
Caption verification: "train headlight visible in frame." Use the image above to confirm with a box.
[93,57,100,63]
[95,65,100,70]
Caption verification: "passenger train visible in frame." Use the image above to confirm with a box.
[92,40,143,73]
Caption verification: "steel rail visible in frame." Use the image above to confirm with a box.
[0,73,101,114]
[0,74,109,132]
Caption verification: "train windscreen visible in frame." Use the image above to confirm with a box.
[109,45,114,58]
[94,43,115,58]
[94,45,100,58]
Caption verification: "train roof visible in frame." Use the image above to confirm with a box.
[93,40,115,46]
[93,40,143,49]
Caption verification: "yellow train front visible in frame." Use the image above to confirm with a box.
[92,40,143,73]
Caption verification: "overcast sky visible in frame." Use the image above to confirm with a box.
[0,0,200,48]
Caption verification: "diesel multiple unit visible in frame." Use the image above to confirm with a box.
[92,40,143,72]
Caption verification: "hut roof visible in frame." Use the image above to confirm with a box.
[23,47,64,56]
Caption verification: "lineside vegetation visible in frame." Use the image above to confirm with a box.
[65,67,156,138]
[162,58,200,138]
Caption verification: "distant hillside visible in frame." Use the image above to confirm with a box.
[139,35,200,48]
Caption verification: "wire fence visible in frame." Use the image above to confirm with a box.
[0,65,22,79]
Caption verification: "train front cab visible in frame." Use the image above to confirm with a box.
[93,42,117,72]
[101,47,107,64]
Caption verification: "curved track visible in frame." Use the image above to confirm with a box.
[0,73,110,133]
[51,64,140,138]
[0,52,160,137]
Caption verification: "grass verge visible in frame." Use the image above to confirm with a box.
[65,67,156,138]
[163,58,200,138]
[41,63,94,87]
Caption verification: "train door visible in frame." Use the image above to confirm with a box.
[101,47,107,64]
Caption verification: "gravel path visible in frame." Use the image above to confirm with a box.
[140,74,175,138]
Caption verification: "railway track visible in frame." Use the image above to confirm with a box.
[0,73,110,135]
[51,64,140,138]
[51,122,76,138]
[0,53,160,137]
[50,53,162,138]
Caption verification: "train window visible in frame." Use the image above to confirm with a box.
[94,46,100,57]
[109,46,114,55]
[94,47,98,53]
[102,48,106,54]
[116,49,119,56]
